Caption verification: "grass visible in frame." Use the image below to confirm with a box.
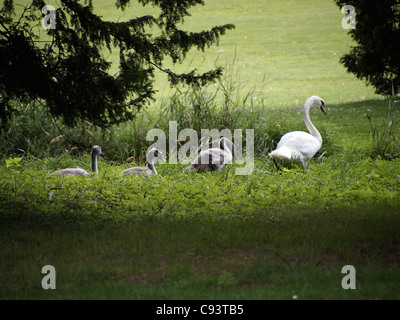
[1,152,400,299]
[1,0,400,300]
[1,209,400,300]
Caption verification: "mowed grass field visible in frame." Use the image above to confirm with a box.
[91,0,380,104]
[1,0,400,302]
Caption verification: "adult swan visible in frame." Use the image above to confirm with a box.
[268,96,327,169]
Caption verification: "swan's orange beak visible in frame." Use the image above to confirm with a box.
[320,104,327,115]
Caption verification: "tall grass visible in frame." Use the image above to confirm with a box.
[365,96,400,160]
[0,69,292,163]
[1,70,397,165]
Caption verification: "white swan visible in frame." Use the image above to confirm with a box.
[188,137,234,173]
[53,145,103,176]
[268,96,327,169]
[121,147,162,176]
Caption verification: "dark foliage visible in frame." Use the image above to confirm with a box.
[334,0,400,95]
[0,0,234,127]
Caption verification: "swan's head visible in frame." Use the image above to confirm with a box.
[219,137,234,155]
[147,147,163,163]
[307,96,327,115]
[92,145,103,158]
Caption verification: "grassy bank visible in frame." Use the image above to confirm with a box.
[1,145,400,299]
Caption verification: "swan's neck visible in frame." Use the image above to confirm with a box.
[147,162,157,174]
[91,153,98,173]
[303,104,322,144]
[220,140,232,155]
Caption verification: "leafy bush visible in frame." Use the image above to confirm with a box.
[334,0,400,96]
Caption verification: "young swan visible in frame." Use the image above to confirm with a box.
[188,137,234,173]
[121,148,162,176]
[268,95,327,169]
[53,145,103,176]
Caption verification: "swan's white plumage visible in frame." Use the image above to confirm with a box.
[121,147,162,176]
[188,137,234,173]
[268,96,326,168]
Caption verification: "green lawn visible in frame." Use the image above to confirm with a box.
[91,0,379,104]
[13,0,379,103]
[1,0,399,300]
[1,149,400,299]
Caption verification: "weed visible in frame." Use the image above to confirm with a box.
[365,97,399,160]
